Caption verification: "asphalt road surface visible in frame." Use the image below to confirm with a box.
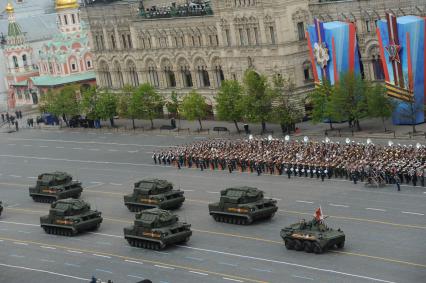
[0,129,425,283]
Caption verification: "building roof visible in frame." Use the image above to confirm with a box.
[30,71,95,86]
[11,80,28,86]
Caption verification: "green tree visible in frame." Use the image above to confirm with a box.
[117,85,137,129]
[179,90,208,130]
[134,83,164,129]
[166,91,180,118]
[42,85,80,126]
[398,100,424,134]
[80,86,100,120]
[308,80,335,129]
[330,72,369,131]
[215,80,244,133]
[366,84,395,132]
[271,75,303,133]
[96,91,118,127]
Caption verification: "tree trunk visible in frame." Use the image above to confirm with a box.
[109,117,114,127]
[150,118,154,129]
[329,120,333,130]
[233,120,240,133]
[382,117,386,132]
[356,119,361,131]
[198,118,203,130]
[132,118,135,130]
[261,121,266,132]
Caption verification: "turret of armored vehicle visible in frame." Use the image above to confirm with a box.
[40,198,102,236]
[29,172,83,203]
[208,187,278,225]
[0,201,3,216]
[124,208,192,250]
[124,179,185,212]
[280,217,345,254]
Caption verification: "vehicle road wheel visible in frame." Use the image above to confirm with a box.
[313,243,323,254]
[294,240,303,251]
[304,241,313,253]
[284,238,294,250]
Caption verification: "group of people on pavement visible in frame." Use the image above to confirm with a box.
[153,137,426,190]
[1,111,23,131]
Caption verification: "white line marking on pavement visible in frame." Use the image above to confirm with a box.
[90,181,103,184]
[127,150,139,153]
[55,146,64,149]
[72,148,82,150]
[108,149,118,152]
[188,271,208,276]
[92,254,111,259]
[292,275,314,281]
[88,148,100,151]
[67,250,83,254]
[95,268,112,273]
[154,264,175,270]
[23,145,32,147]
[104,133,113,135]
[124,260,143,265]
[10,254,24,258]
[219,262,238,267]
[223,277,243,282]
[7,204,19,208]
[251,268,272,273]
[127,275,145,279]
[154,251,169,255]
[177,246,398,283]
[27,176,37,179]
[40,246,56,250]
[183,189,194,192]
[39,259,55,263]
[272,198,281,201]
[89,232,122,238]
[184,256,204,261]
[17,230,31,234]
[329,203,350,208]
[0,221,38,227]
[39,145,48,148]
[401,211,424,216]
[109,183,122,186]
[9,175,22,178]
[64,263,81,267]
[296,200,314,204]
[13,242,28,246]
[70,132,80,134]
[206,191,220,194]
[365,208,386,212]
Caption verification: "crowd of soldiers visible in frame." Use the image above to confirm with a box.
[153,137,426,187]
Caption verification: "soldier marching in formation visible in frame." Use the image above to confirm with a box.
[153,138,426,187]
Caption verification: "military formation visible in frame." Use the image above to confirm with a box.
[154,137,426,188]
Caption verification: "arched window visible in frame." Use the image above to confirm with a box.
[162,59,176,88]
[370,46,385,81]
[22,54,28,66]
[12,56,19,68]
[198,66,210,87]
[113,61,124,88]
[303,61,312,81]
[147,61,159,87]
[127,60,139,87]
[99,61,112,88]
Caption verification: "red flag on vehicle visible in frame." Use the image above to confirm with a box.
[314,207,323,221]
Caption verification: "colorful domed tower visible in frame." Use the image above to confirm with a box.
[55,0,81,34]
[3,2,39,109]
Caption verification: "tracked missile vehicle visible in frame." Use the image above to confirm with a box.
[208,187,278,225]
[280,217,345,254]
[29,172,83,203]
[124,208,192,250]
[40,198,102,236]
[124,179,185,212]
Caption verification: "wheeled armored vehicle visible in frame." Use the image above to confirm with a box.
[280,217,345,254]
[29,172,83,203]
[124,208,192,250]
[124,179,185,212]
[208,187,278,225]
[40,198,102,236]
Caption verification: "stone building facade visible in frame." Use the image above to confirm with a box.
[82,0,314,113]
[308,0,425,83]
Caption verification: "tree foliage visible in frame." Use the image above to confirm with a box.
[80,86,100,120]
[134,83,164,129]
[180,90,208,129]
[215,80,244,132]
[96,91,118,126]
[366,84,395,131]
[166,91,180,118]
[308,80,335,128]
[40,85,80,124]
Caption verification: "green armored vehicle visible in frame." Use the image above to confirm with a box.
[40,198,102,236]
[124,179,185,212]
[208,187,278,225]
[124,208,192,250]
[29,172,83,203]
[280,217,345,254]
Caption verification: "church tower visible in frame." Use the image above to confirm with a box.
[3,2,39,109]
[56,0,81,34]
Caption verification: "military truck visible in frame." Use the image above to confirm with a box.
[124,179,185,212]
[40,198,102,236]
[280,218,345,254]
[0,201,3,216]
[124,208,192,250]
[208,187,278,225]
[29,172,83,203]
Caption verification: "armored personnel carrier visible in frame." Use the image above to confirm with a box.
[280,217,345,254]
[124,208,192,250]
[208,187,278,225]
[0,201,3,216]
[29,172,83,203]
[40,198,102,236]
[124,179,185,212]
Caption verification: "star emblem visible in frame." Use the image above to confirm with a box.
[385,41,401,63]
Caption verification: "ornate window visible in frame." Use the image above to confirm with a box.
[13,56,18,68]
[111,34,116,49]
[22,54,27,66]
[213,58,224,87]
[99,61,112,88]
[196,59,210,87]
[147,61,159,87]
[127,60,139,87]
[297,22,305,40]
[370,46,385,81]
[303,61,312,81]
[113,61,124,88]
